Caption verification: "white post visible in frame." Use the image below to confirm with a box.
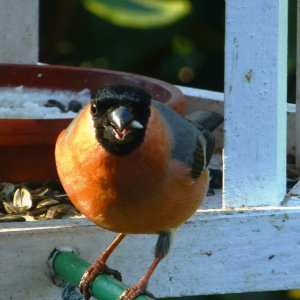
[223,0,287,208]
[0,0,39,63]
[296,0,300,171]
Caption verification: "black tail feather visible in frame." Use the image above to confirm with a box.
[185,111,223,132]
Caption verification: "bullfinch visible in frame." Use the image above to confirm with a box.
[55,85,223,300]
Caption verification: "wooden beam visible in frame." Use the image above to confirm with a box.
[2,205,300,298]
[223,0,288,207]
[0,0,39,63]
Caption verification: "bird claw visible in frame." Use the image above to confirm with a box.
[79,270,92,300]
[119,279,155,300]
[79,263,122,300]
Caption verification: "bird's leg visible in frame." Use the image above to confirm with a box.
[80,233,126,300]
[119,232,172,300]
[119,257,160,300]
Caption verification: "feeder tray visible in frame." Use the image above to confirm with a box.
[0,64,185,182]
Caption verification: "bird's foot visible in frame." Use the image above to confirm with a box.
[79,259,122,300]
[119,278,155,300]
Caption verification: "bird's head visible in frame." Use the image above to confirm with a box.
[90,85,151,155]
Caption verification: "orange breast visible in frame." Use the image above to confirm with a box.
[55,104,209,234]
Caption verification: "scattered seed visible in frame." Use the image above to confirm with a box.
[27,206,49,217]
[30,186,49,197]
[0,214,26,222]
[44,99,66,112]
[45,204,75,219]
[3,201,23,214]
[68,100,82,113]
[36,198,60,208]
[0,179,80,222]
[13,187,32,209]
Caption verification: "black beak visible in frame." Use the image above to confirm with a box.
[108,107,143,131]
[109,107,133,131]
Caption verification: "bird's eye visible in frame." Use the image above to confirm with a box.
[91,102,97,115]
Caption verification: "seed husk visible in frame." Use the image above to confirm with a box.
[0,180,81,222]
[44,204,78,219]
[27,206,49,217]
[13,187,32,210]
[0,214,26,222]
[3,201,24,214]
[36,198,60,208]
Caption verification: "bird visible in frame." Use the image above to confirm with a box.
[55,85,223,300]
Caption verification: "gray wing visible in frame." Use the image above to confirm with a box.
[152,101,217,180]
[185,111,223,173]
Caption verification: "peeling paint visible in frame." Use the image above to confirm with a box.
[245,69,254,83]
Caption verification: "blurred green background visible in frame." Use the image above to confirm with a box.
[39,1,299,299]
[39,0,297,103]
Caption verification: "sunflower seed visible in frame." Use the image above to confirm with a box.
[13,187,32,209]
[27,206,49,217]
[0,214,26,222]
[30,186,49,197]
[45,204,77,219]
[3,201,24,214]
[36,198,60,208]
[0,180,81,222]
[68,100,82,113]
[44,99,66,112]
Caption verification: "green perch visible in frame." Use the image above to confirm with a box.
[48,248,152,300]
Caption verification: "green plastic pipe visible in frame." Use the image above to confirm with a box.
[48,248,152,300]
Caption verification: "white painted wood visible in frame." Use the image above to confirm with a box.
[0,0,296,298]
[296,0,300,171]
[0,88,299,299]
[177,85,224,104]
[223,0,288,208]
[0,0,39,63]
[2,205,300,299]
